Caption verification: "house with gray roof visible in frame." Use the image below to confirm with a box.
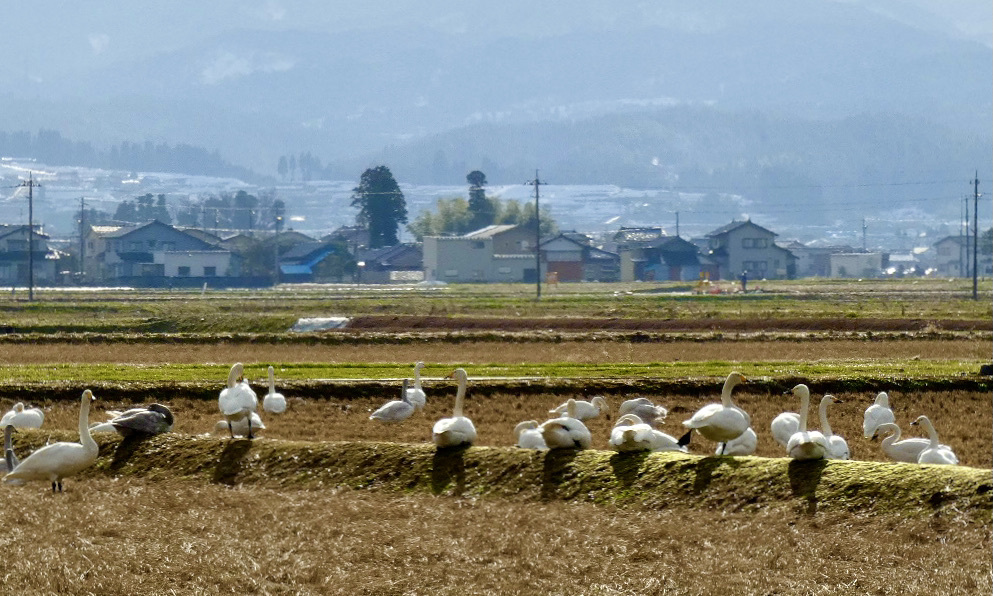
[704,219,796,280]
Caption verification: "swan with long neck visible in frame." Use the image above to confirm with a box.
[540,398,592,449]
[219,363,259,439]
[0,402,45,429]
[2,424,18,473]
[862,391,895,438]
[370,379,416,423]
[871,422,931,463]
[549,395,608,421]
[911,415,958,465]
[819,394,849,459]
[432,368,476,447]
[405,362,427,411]
[785,384,829,460]
[682,372,750,451]
[513,420,547,450]
[4,390,99,492]
[263,366,287,414]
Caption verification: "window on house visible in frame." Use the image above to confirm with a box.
[203,266,216,277]
[161,242,175,251]
[147,240,156,249]
[742,238,768,249]
[7,240,26,251]
[472,241,485,249]
[128,241,142,251]
[178,266,191,276]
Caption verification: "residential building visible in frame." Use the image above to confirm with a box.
[829,252,884,278]
[0,224,60,286]
[84,220,238,287]
[617,235,705,282]
[279,241,355,283]
[357,243,424,284]
[704,219,796,280]
[423,225,539,283]
[931,235,972,277]
[540,233,619,282]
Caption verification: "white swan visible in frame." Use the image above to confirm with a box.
[770,411,800,449]
[262,366,287,414]
[548,395,608,421]
[818,394,849,460]
[716,427,757,456]
[611,413,691,453]
[618,397,668,427]
[911,415,959,465]
[682,372,750,452]
[218,362,260,439]
[370,379,416,423]
[2,424,18,473]
[513,420,548,450]
[540,398,592,449]
[89,404,173,437]
[785,384,829,460]
[432,368,476,447]
[4,389,99,492]
[0,402,45,429]
[862,391,896,439]
[406,361,427,411]
[214,412,266,437]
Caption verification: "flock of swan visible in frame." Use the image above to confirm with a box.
[0,363,962,493]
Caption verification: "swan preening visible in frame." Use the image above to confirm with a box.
[618,397,668,427]
[549,396,608,421]
[432,368,476,448]
[406,362,427,411]
[2,424,18,473]
[218,363,260,439]
[863,391,896,439]
[370,379,416,423]
[263,366,287,414]
[513,420,548,450]
[785,384,829,460]
[90,404,174,437]
[3,390,99,492]
[610,413,690,453]
[0,402,45,429]
[682,372,750,453]
[819,395,849,460]
[540,399,592,449]
[910,415,958,465]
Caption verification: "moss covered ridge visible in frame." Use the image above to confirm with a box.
[11,431,991,521]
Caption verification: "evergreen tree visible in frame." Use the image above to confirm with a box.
[466,170,496,231]
[351,166,408,248]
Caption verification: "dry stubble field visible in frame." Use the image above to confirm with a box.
[2,336,991,595]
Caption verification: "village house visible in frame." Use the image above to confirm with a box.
[540,232,619,282]
[422,224,538,283]
[0,224,60,286]
[703,219,796,280]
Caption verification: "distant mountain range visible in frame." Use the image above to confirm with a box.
[0,0,988,227]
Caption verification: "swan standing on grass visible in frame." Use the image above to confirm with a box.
[0,402,45,429]
[214,412,266,437]
[370,379,416,423]
[785,384,828,460]
[911,415,959,465]
[716,427,757,456]
[4,390,99,492]
[540,398,592,449]
[432,368,476,448]
[618,397,668,427]
[2,424,18,473]
[89,404,174,437]
[406,362,427,410]
[548,395,608,421]
[682,372,750,454]
[818,394,849,460]
[863,391,896,439]
[263,366,287,414]
[513,420,547,450]
[218,363,260,439]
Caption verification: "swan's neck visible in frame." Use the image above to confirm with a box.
[228,369,239,389]
[720,377,737,406]
[268,369,275,393]
[414,365,422,390]
[79,394,96,454]
[818,397,832,436]
[920,418,940,446]
[798,391,810,432]
[3,425,12,450]
[453,375,466,417]
[566,399,577,419]
[880,425,901,448]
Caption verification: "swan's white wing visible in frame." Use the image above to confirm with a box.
[263,392,287,414]
[787,431,829,460]
[683,403,723,428]
[405,387,426,410]
[4,442,93,483]
[432,416,476,447]
[370,400,415,423]
[826,435,850,460]
[517,429,548,450]
[863,404,895,438]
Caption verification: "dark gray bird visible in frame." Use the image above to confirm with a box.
[90,404,174,437]
[2,424,18,473]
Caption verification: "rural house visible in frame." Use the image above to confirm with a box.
[703,219,796,280]
[540,232,619,282]
[0,224,61,286]
[615,233,706,282]
[422,224,539,283]
[356,243,424,284]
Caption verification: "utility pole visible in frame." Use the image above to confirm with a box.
[273,214,283,286]
[972,172,980,300]
[19,173,40,301]
[526,170,545,299]
[79,197,86,281]
[861,218,867,251]
[675,211,680,237]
